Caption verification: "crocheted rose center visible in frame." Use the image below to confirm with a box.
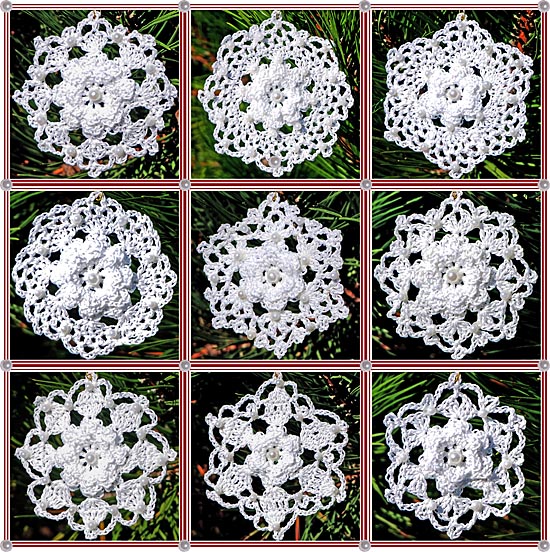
[241,58,312,131]
[238,244,305,306]
[50,232,137,321]
[418,64,488,128]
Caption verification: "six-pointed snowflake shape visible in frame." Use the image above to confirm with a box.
[384,15,533,178]
[374,192,537,359]
[384,372,526,539]
[12,192,177,359]
[198,10,354,176]
[204,375,348,540]
[197,193,349,358]
[13,11,177,177]
[15,373,177,540]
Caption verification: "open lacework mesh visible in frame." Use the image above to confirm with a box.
[13,11,177,177]
[384,372,526,539]
[198,10,353,176]
[12,192,177,359]
[15,373,177,540]
[197,193,349,358]
[204,375,348,540]
[374,192,537,359]
[384,15,533,178]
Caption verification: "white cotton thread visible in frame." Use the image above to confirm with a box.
[13,11,177,178]
[198,10,353,177]
[197,193,349,358]
[15,372,177,540]
[384,15,533,178]
[205,374,348,540]
[374,192,537,360]
[384,372,526,539]
[11,193,177,359]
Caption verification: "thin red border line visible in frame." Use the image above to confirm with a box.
[361,190,367,361]
[185,371,191,541]
[543,12,547,179]
[542,191,547,360]
[15,5,176,8]
[4,372,10,539]
[191,180,360,185]
[365,190,372,361]
[190,361,361,369]
[185,190,191,361]
[360,10,367,180]
[13,543,178,547]
[185,11,191,180]
[5,12,10,179]
[191,543,360,547]
[370,362,539,370]
[542,372,547,539]
[371,4,538,8]
[179,11,183,181]
[372,544,536,547]
[191,5,357,9]
[179,371,184,540]
[4,195,9,360]
[10,361,179,368]
[179,190,184,362]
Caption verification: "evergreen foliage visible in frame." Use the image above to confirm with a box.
[191,191,360,359]
[191,371,360,540]
[10,371,179,541]
[372,10,541,179]
[372,371,541,540]
[10,10,179,179]
[10,191,179,360]
[372,191,541,359]
[191,10,359,179]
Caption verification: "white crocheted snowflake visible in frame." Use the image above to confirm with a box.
[374,192,537,360]
[15,372,177,540]
[205,374,348,540]
[13,11,177,178]
[384,372,526,540]
[197,193,349,358]
[384,15,533,178]
[198,10,353,177]
[12,192,177,359]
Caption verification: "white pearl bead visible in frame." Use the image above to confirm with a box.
[60,323,72,336]
[70,213,82,227]
[36,114,47,126]
[65,400,73,411]
[478,407,488,417]
[136,503,147,515]
[131,403,143,414]
[505,246,516,260]
[266,447,280,462]
[35,289,46,300]
[502,456,513,469]
[418,108,427,119]
[269,156,281,168]
[66,145,77,158]
[34,70,46,82]
[37,245,49,257]
[112,31,124,43]
[42,400,52,413]
[145,115,158,128]
[145,62,158,75]
[501,290,512,302]
[508,94,518,104]
[246,329,257,340]
[424,405,436,415]
[146,253,158,264]
[446,87,461,101]
[472,322,482,335]
[271,90,283,103]
[66,36,77,47]
[147,298,159,310]
[85,271,100,286]
[20,449,31,460]
[270,311,281,322]
[238,290,247,300]
[88,88,103,103]
[471,500,483,512]
[445,267,462,284]
[482,81,493,91]
[447,449,463,465]
[85,451,98,465]
[266,268,281,284]
[114,145,125,158]
[315,451,324,461]
[306,322,316,332]
[300,293,310,304]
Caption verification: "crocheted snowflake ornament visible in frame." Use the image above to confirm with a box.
[12,192,177,359]
[15,372,177,540]
[384,372,526,539]
[13,11,177,178]
[198,10,353,177]
[374,192,537,359]
[204,374,348,540]
[197,193,349,358]
[384,14,533,178]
